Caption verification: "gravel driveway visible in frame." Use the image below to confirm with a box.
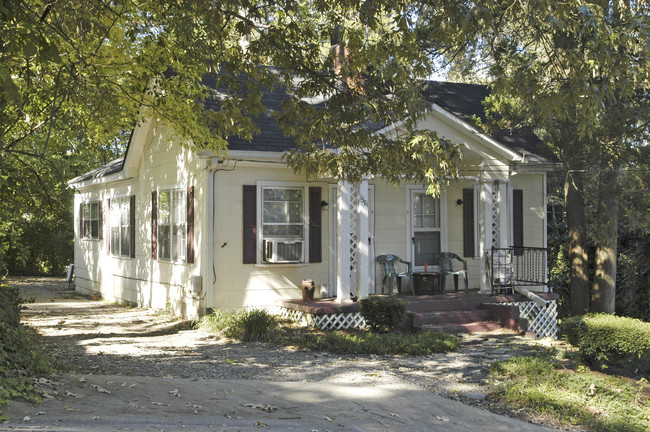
[2,277,566,431]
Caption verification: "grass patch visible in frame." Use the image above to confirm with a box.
[197,310,459,355]
[489,355,650,432]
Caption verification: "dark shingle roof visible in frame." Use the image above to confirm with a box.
[422,82,550,162]
[68,157,125,184]
[71,80,551,183]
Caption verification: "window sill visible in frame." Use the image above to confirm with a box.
[156,259,188,266]
[254,262,311,268]
[110,255,133,260]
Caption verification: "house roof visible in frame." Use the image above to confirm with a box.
[68,157,125,184]
[225,80,551,163]
[70,80,552,185]
[420,82,549,163]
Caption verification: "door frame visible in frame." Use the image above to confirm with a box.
[405,185,448,272]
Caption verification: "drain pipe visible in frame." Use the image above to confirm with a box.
[514,286,549,308]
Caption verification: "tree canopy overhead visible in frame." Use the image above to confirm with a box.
[2,0,479,193]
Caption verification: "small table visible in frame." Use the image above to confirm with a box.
[413,272,441,295]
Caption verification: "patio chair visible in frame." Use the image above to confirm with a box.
[376,254,414,296]
[432,252,468,292]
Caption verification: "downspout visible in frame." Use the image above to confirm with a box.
[201,157,218,313]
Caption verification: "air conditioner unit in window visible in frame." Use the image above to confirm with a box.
[263,239,303,263]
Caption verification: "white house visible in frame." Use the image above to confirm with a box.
[69,81,554,319]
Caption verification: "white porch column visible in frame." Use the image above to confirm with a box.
[479,181,492,293]
[357,181,370,299]
[336,180,369,302]
[479,180,510,293]
[336,181,353,302]
[497,181,509,248]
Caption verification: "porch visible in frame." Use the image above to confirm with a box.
[277,291,559,339]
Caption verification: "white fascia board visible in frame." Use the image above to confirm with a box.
[68,173,133,190]
[515,162,562,173]
[372,117,409,136]
[222,150,286,163]
[430,104,522,162]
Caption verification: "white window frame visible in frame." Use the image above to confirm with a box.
[256,182,308,264]
[110,196,131,258]
[157,186,187,263]
[406,185,447,272]
[83,201,100,240]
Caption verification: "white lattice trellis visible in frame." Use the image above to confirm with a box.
[505,300,558,338]
[279,308,366,330]
[349,183,361,296]
[491,183,499,248]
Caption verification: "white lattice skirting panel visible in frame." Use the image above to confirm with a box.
[279,308,366,330]
[506,300,558,339]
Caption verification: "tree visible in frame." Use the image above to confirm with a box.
[440,0,650,314]
[1,1,474,273]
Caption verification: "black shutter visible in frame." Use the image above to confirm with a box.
[106,199,111,255]
[152,191,157,260]
[513,189,524,252]
[243,185,257,264]
[130,195,136,258]
[187,186,195,264]
[309,187,322,263]
[98,200,103,240]
[463,188,475,257]
[79,203,84,239]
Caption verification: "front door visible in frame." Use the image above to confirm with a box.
[408,188,446,272]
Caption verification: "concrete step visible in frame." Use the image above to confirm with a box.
[420,321,504,335]
[411,309,494,327]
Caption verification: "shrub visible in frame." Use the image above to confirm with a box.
[560,313,650,373]
[359,296,407,332]
[198,309,278,342]
[231,309,278,342]
[1,283,55,418]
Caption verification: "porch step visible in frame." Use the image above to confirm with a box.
[420,321,504,335]
[411,309,494,327]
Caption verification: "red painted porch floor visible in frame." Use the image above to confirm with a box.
[278,291,560,335]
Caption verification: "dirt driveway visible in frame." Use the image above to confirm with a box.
[2,277,560,431]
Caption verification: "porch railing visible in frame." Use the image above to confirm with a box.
[487,247,548,294]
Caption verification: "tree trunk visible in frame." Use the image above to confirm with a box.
[565,169,590,315]
[591,161,619,313]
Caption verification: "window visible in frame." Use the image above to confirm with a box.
[158,189,186,262]
[410,190,442,268]
[110,196,133,258]
[261,186,305,263]
[80,201,102,239]
[242,184,322,265]
[152,186,194,264]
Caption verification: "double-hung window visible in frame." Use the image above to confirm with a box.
[110,197,132,257]
[261,186,305,263]
[81,201,101,239]
[157,189,187,262]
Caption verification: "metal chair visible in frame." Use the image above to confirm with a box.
[376,254,414,296]
[432,252,468,291]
